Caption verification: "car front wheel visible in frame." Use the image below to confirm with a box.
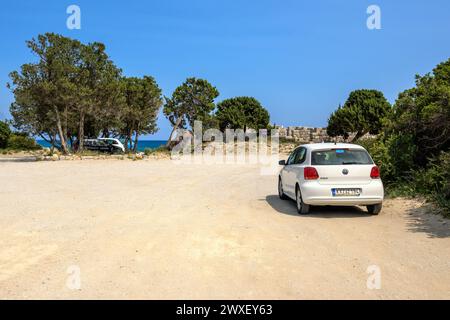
[367,203,382,215]
[278,177,288,200]
[296,186,310,215]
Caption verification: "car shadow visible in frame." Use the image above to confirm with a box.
[265,195,370,218]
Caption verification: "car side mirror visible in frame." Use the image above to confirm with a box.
[279,160,286,166]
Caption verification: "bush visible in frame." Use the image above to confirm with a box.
[143,146,169,156]
[358,136,394,183]
[0,121,11,149]
[384,152,450,216]
[384,183,416,198]
[358,133,419,185]
[413,152,450,215]
[7,134,41,151]
[385,133,417,180]
[79,150,102,156]
[279,137,296,145]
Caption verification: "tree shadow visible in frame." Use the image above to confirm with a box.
[0,157,37,163]
[405,202,450,238]
[264,195,370,218]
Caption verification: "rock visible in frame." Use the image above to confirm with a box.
[135,153,144,160]
[51,154,59,161]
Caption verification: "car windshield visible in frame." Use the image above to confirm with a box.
[311,149,373,165]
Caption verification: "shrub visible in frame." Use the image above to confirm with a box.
[79,150,101,156]
[384,183,416,198]
[384,152,450,216]
[358,136,394,183]
[386,133,417,180]
[144,146,170,156]
[279,137,296,145]
[413,152,450,215]
[7,134,41,151]
[0,121,11,149]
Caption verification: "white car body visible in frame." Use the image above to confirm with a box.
[98,138,125,153]
[278,143,384,214]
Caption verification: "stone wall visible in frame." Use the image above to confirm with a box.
[275,126,339,143]
[274,125,374,143]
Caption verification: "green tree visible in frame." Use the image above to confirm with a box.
[73,42,123,152]
[390,58,450,166]
[0,120,11,149]
[327,89,391,141]
[8,33,124,153]
[8,33,83,153]
[163,77,219,147]
[215,97,270,131]
[120,76,163,152]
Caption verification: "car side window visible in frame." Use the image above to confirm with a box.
[286,149,298,165]
[292,147,306,164]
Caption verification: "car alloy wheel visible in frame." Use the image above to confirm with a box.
[296,190,302,210]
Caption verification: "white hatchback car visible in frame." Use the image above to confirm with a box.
[278,143,384,215]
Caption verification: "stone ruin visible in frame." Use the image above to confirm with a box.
[273,125,374,144]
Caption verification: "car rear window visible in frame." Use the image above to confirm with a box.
[311,149,373,165]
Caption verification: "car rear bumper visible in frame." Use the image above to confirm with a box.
[300,180,384,206]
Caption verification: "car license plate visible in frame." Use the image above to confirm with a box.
[331,188,362,197]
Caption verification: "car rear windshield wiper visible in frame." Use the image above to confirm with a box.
[342,161,361,165]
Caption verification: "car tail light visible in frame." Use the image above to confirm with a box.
[370,166,380,179]
[304,167,319,180]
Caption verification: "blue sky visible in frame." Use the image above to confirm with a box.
[1,0,449,140]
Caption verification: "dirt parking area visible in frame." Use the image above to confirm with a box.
[0,159,449,299]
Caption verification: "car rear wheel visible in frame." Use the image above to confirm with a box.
[367,203,382,215]
[278,177,288,200]
[295,186,310,215]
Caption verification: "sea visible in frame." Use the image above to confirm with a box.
[36,140,167,152]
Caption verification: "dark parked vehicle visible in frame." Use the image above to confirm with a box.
[83,138,125,153]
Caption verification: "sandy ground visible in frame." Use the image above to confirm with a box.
[0,158,449,299]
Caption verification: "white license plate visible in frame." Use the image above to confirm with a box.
[332,188,362,197]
